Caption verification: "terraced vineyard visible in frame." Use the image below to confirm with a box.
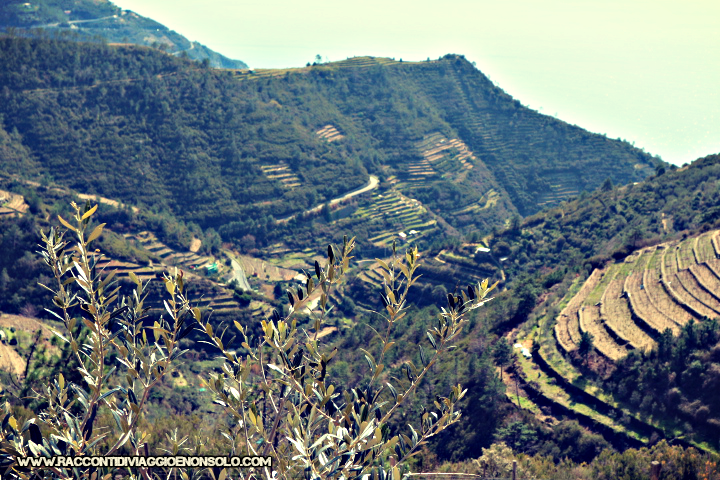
[0,190,28,217]
[406,133,475,185]
[95,231,244,312]
[109,229,332,319]
[222,54,655,228]
[424,247,497,286]
[560,231,720,359]
[352,190,438,248]
[400,155,436,186]
[323,56,425,69]
[536,170,581,207]
[125,231,214,272]
[450,189,500,216]
[356,242,499,295]
[349,189,446,286]
[229,67,309,79]
[229,56,427,80]
[356,260,388,287]
[260,162,302,189]
[400,59,655,213]
[315,125,344,142]
[512,333,651,448]
[94,254,237,312]
[515,229,720,452]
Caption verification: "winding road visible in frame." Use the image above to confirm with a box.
[277,175,379,223]
[228,257,252,292]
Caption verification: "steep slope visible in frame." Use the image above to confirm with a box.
[0,37,658,241]
[489,154,720,451]
[496,155,720,281]
[0,0,247,68]
[0,36,369,230]
[292,55,658,215]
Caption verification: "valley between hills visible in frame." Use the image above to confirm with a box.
[0,7,719,478]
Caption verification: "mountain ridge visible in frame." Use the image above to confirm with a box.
[0,36,660,245]
[0,0,248,69]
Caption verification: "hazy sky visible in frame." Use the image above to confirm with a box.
[112,0,719,165]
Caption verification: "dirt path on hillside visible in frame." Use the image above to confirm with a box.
[661,213,671,233]
[0,314,55,340]
[0,314,56,376]
[9,175,140,214]
[0,343,25,376]
[76,193,139,213]
[30,15,119,29]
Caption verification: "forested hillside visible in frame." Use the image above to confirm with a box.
[0,35,370,232]
[0,35,658,245]
[496,155,720,278]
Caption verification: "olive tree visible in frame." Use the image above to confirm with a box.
[0,202,497,479]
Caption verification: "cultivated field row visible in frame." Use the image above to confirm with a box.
[512,233,720,452]
[414,133,475,184]
[0,190,29,217]
[260,162,302,189]
[554,230,720,364]
[316,124,344,142]
[88,231,242,312]
[554,269,602,353]
[352,190,438,247]
[602,277,654,352]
